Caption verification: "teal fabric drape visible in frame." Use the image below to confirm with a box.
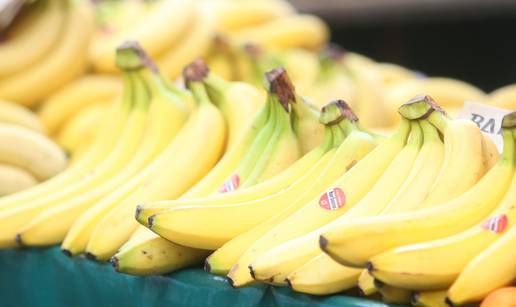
[0,247,406,307]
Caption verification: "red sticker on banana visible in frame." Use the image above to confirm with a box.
[319,187,345,210]
[219,174,240,193]
[481,214,508,234]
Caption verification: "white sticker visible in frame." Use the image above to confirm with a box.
[457,102,513,153]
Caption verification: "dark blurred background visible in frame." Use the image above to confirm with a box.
[290,0,516,92]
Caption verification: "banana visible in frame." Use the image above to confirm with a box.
[146,69,324,250]
[203,73,264,150]
[0,71,151,248]
[230,15,329,50]
[39,75,122,135]
[286,255,361,296]
[290,97,325,155]
[304,48,355,110]
[344,56,395,128]
[358,270,378,296]
[81,62,226,261]
[374,280,411,305]
[156,5,216,79]
[115,102,347,276]
[411,290,448,307]
[399,96,485,206]
[227,121,408,287]
[0,0,65,78]
[256,121,423,287]
[204,36,236,81]
[0,164,38,196]
[90,0,195,73]
[111,227,210,275]
[385,77,487,113]
[56,102,108,155]
[0,124,66,181]
[488,84,516,109]
[368,171,516,291]
[212,0,295,34]
[206,125,375,277]
[0,82,133,213]
[16,45,190,247]
[375,63,415,86]
[0,0,94,107]
[0,100,45,133]
[281,48,320,96]
[321,114,515,269]
[447,199,516,305]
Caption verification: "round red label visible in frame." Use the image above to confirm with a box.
[319,187,346,210]
[481,214,508,234]
[219,174,240,193]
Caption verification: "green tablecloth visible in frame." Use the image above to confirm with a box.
[0,246,405,307]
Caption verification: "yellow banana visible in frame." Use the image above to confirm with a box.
[0,88,133,212]
[111,227,210,275]
[203,74,264,150]
[228,121,408,287]
[374,280,411,305]
[90,0,195,73]
[281,48,320,96]
[321,116,515,269]
[156,5,216,79]
[375,63,415,86]
[56,102,108,155]
[0,124,66,181]
[0,0,65,77]
[290,97,325,155]
[16,47,190,247]
[143,102,360,253]
[0,0,94,107]
[39,75,122,135]
[488,83,516,109]
[0,74,150,248]
[81,65,226,261]
[411,290,448,307]
[255,121,423,287]
[0,164,38,196]
[0,100,45,133]
[213,0,295,34]
[230,15,329,50]
[447,195,516,304]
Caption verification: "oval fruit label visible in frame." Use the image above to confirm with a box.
[319,187,345,210]
[481,214,508,234]
[219,174,240,193]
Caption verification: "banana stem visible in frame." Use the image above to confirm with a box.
[115,41,158,72]
[188,82,211,107]
[427,111,450,134]
[131,73,151,110]
[120,72,135,110]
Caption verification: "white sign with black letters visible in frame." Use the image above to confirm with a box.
[457,102,512,153]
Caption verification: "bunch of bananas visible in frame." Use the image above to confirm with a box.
[0,0,94,107]
[0,101,66,196]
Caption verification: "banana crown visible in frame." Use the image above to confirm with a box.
[502,111,516,129]
[115,41,189,112]
[317,44,348,81]
[398,95,446,121]
[182,59,214,107]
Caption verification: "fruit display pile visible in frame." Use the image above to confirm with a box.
[0,0,515,306]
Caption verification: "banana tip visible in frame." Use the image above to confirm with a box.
[135,205,142,220]
[285,278,292,288]
[410,292,419,305]
[226,276,236,288]
[444,297,455,307]
[61,249,72,257]
[148,215,156,228]
[265,67,295,112]
[373,278,384,289]
[85,252,97,261]
[248,265,256,279]
[183,58,209,83]
[110,256,120,271]
[319,235,328,250]
[366,261,375,273]
[14,234,23,246]
[203,259,211,273]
